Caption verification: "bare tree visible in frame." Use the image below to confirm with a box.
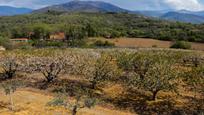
[24,55,70,82]
[0,56,19,79]
[40,58,64,82]
[183,54,204,67]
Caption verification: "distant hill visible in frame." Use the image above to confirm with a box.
[134,9,204,24]
[0,6,32,16]
[134,10,170,17]
[34,1,128,13]
[1,1,204,24]
[161,12,204,24]
[177,10,204,17]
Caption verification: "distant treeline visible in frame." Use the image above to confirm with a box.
[1,12,204,42]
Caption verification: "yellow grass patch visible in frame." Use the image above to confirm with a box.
[0,88,134,115]
[89,37,204,51]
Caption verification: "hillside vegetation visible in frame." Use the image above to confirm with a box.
[1,12,204,43]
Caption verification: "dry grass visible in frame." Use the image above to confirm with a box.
[90,37,204,51]
[0,72,202,115]
[0,88,134,115]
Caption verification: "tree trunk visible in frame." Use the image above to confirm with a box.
[152,90,159,101]
[72,106,77,115]
[5,72,14,79]
[91,81,96,89]
[9,93,14,111]
[46,74,54,83]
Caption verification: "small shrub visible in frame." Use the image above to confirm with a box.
[46,41,64,47]
[67,39,88,48]
[93,40,115,48]
[0,36,13,50]
[47,94,96,115]
[31,40,64,48]
[47,97,66,106]
[152,45,158,48]
[1,80,23,111]
[170,41,191,49]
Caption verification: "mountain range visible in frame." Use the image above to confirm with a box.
[1,1,204,24]
[0,6,32,16]
[34,1,128,13]
[161,11,204,24]
[136,10,204,24]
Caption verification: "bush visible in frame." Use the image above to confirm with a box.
[170,41,191,49]
[67,39,88,48]
[0,36,13,49]
[31,40,64,48]
[93,40,115,48]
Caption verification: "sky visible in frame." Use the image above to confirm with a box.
[0,0,204,11]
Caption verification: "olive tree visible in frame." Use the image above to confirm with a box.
[128,59,178,101]
[47,85,96,115]
[1,80,22,111]
[48,95,96,115]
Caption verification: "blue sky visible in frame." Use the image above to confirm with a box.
[0,0,204,11]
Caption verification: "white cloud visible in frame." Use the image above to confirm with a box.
[164,0,204,11]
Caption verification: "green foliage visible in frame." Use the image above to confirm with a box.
[116,51,179,100]
[115,52,135,71]
[64,24,88,40]
[1,80,23,111]
[1,80,23,95]
[0,36,12,49]
[47,97,66,107]
[92,40,115,47]
[85,53,121,89]
[84,98,96,108]
[31,40,64,48]
[184,65,204,93]
[67,39,88,48]
[31,24,52,40]
[1,13,204,42]
[47,93,96,115]
[1,81,18,95]
[170,41,191,49]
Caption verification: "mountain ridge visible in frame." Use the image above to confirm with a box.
[161,11,204,24]
[34,1,128,13]
[1,1,204,24]
[0,6,32,16]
